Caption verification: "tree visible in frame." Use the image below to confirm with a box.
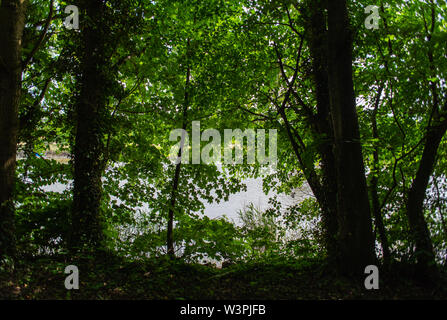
[217,0,376,272]
[325,0,376,274]
[302,0,340,267]
[69,0,144,251]
[404,1,446,278]
[167,39,191,257]
[354,0,447,277]
[0,0,27,261]
[69,0,109,251]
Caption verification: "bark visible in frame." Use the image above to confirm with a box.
[273,1,340,265]
[70,0,109,251]
[370,161,391,263]
[0,0,27,260]
[326,0,376,275]
[304,0,339,266]
[434,178,447,241]
[404,6,445,277]
[406,122,446,277]
[167,40,191,257]
[167,153,182,257]
[167,115,188,257]
[370,85,391,263]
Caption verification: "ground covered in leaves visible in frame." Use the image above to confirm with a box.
[1,254,446,300]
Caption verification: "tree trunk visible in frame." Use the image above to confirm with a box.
[70,0,108,251]
[305,0,339,266]
[370,85,391,264]
[167,40,191,257]
[406,123,446,278]
[326,0,376,275]
[404,10,445,278]
[0,0,27,260]
[167,156,182,257]
[370,166,391,263]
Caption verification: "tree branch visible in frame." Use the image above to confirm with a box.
[22,0,54,70]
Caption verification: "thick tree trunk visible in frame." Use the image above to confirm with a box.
[70,0,108,251]
[406,123,446,277]
[326,0,376,275]
[0,0,27,260]
[305,0,339,266]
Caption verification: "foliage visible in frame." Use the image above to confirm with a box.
[1,0,447,298]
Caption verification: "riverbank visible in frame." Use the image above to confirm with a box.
[1,255,446,300]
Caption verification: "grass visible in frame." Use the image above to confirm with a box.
[1,254,446,300]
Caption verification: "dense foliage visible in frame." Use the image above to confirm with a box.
[1,0,447,299]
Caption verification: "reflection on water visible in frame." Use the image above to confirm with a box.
[44,177,311,221]
[203,177,311,221]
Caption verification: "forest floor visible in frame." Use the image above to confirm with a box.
[1,254,447,300]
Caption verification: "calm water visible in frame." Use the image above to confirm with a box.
[203,177,310,221]
[45,177,310,222]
